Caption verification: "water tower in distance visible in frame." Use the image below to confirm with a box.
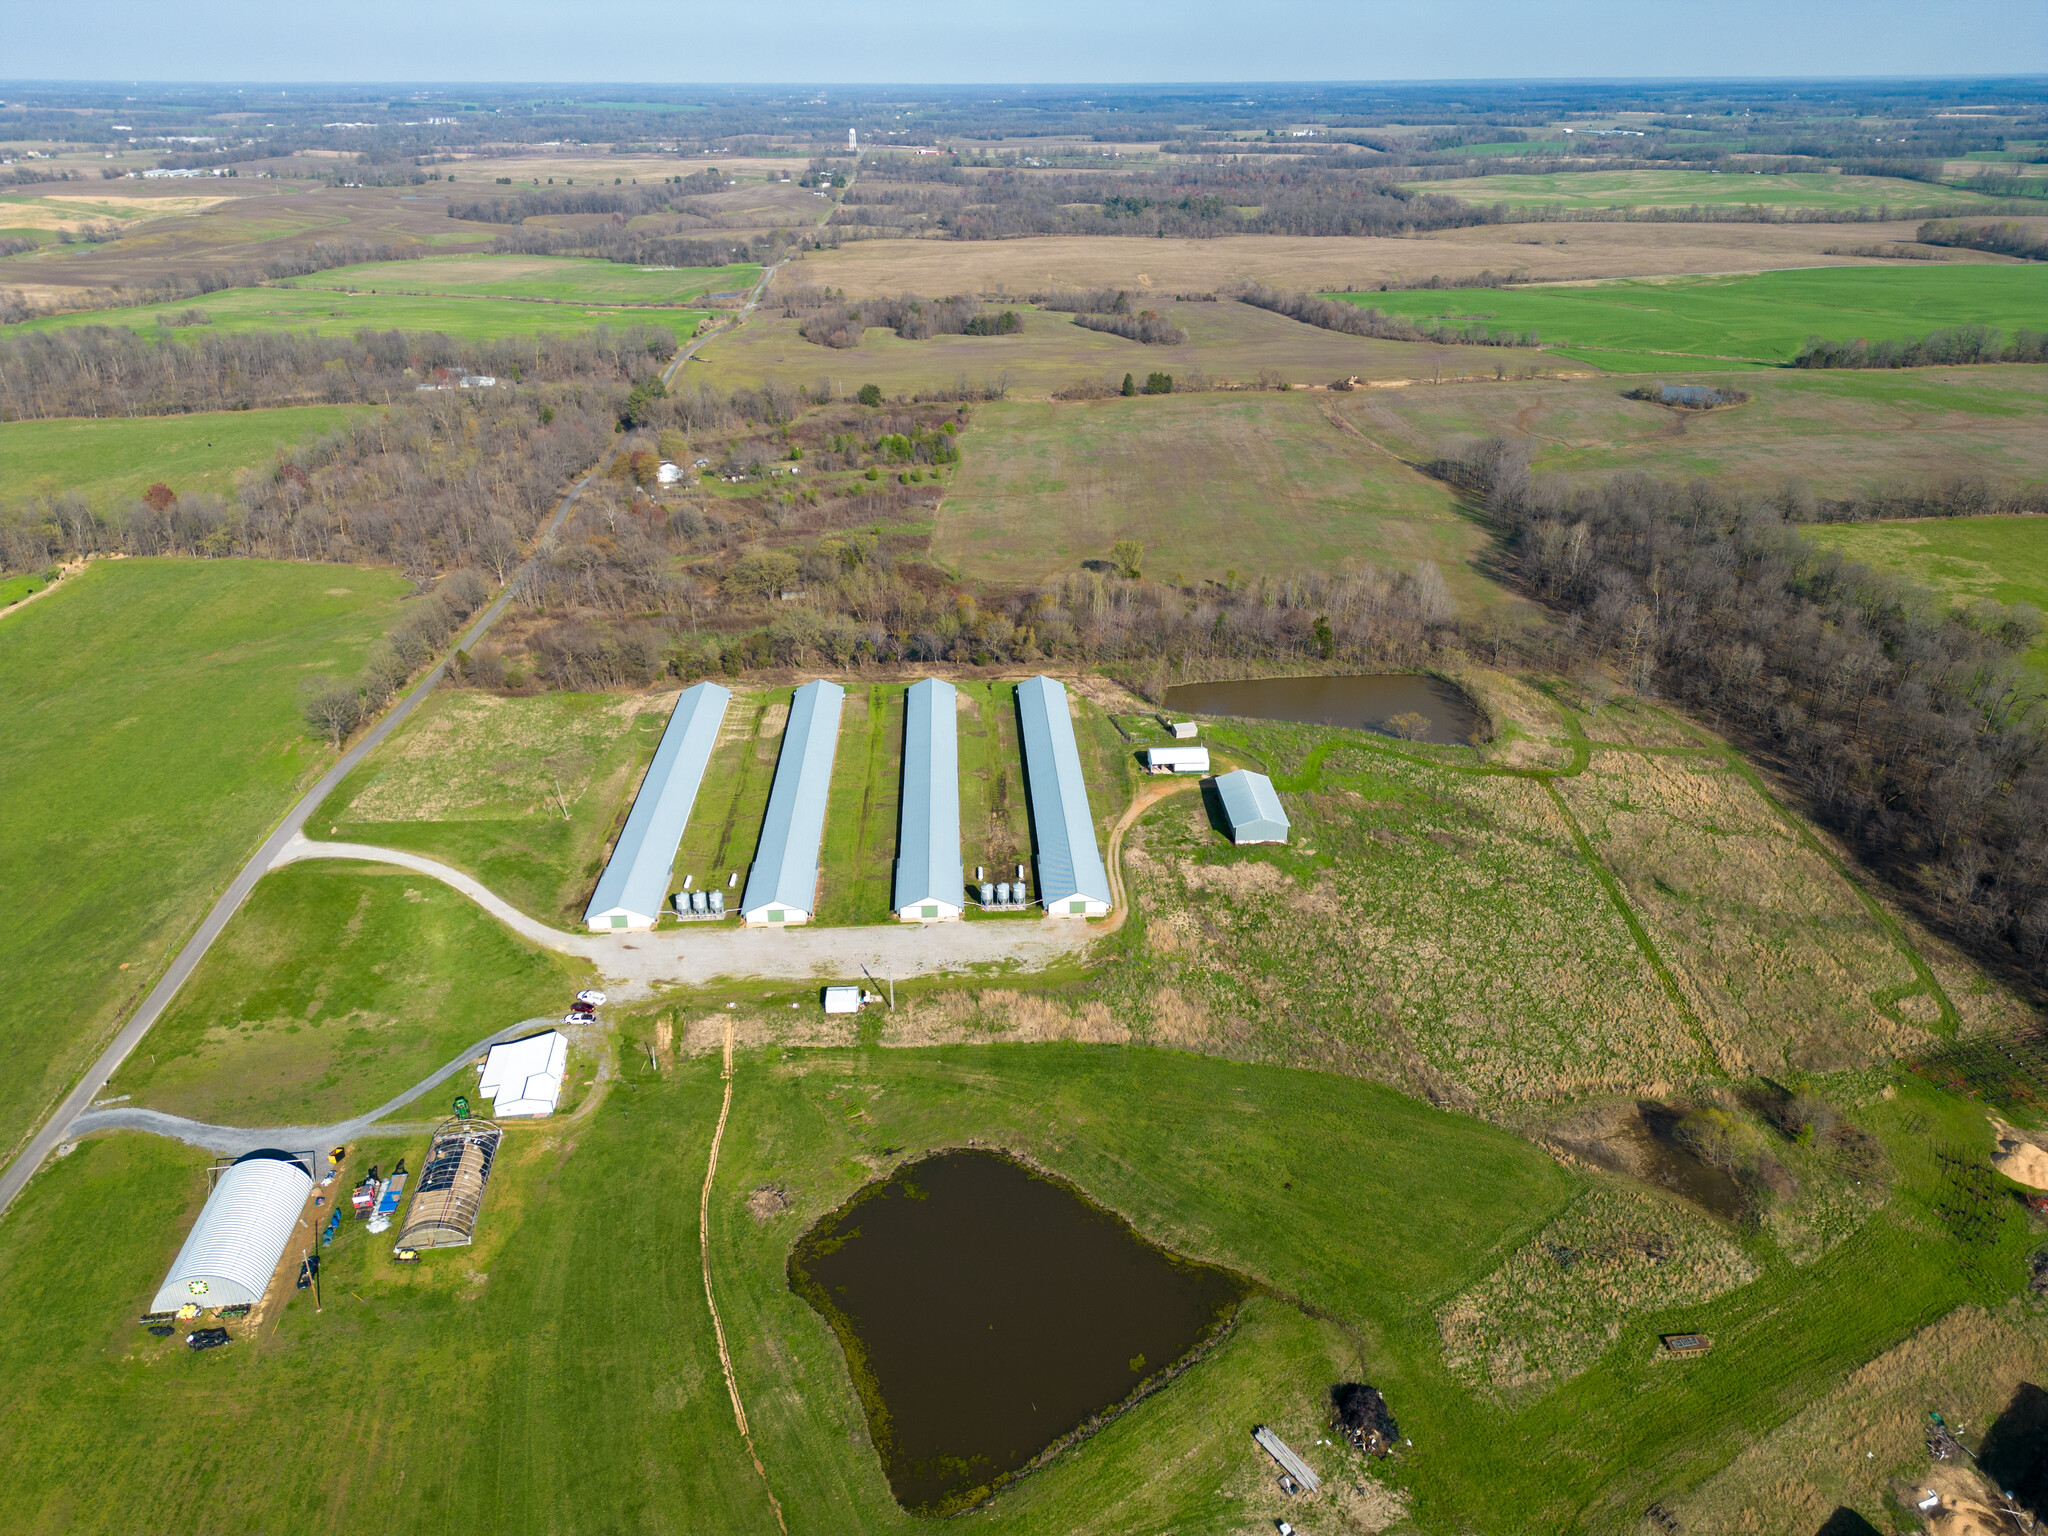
[848,127,857,151]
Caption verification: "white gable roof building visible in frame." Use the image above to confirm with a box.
[479,1031,568,1117]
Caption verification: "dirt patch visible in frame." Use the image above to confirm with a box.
[1990,1115,2048,1191]
[747,1184,795,1222]
[880,990,1131,1047]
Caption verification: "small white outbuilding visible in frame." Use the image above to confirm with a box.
[1146,746,1211,775]
[823,986,863,1014]
[479,1031,568,1118]
[657,461,683,485]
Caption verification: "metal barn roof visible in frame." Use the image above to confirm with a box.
[151,1150,312,1312]
[1015,675,1112,911]
[1215,768,1290,844]
[894,678,965,916]
[584,681,732,930]
[742,679,845,920]
[479,1030,568,1117]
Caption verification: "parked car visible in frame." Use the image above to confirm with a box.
[185,1328,230,1351]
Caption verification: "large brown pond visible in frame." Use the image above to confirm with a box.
[1164,674,1482,746]
[787,1149,1250,1515]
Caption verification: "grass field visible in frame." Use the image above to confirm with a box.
[1338,366,2048,498]
[933,392,1500,601]
[1400,168,2009,211]
[284,253,760,306]
[689,298,1560,397]
[1094,683,2013,1100]
[101,861,590,1126]
[1339,265,2048,368]
[313,689,674,929]
[0,559,409,1164]
[13,285,713,343]
[0,404,370,506]
[0,1036,2031,1534]
[1804,515,2048,672]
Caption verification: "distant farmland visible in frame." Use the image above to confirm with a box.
[282,253,760,307]
[13,284,714,344]
[0,405,370,505]
[1339,265,2048,368]
[1402,167,2010,211]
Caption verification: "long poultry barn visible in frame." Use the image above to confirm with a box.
[893,677,966,921]
[151,1149,313,1312]
[741,678,845,925]
[585,680,732,931]
[1015,675,1113,917]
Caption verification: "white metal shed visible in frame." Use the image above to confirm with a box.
[1146,746,1211,775]
[150,1150,312,1312]
[1214,769,1291,844]
[479,1031,568,1117]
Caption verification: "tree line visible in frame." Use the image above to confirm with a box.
[0,322,677,421]
[1793,326,2048,369]
[1916,219,2048,262]
[1447,436,2048,992]
[1239,285,1540,349]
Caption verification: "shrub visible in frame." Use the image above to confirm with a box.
[857,383,884,407]
[1142,372,1173,395]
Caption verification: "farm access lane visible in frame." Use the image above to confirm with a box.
[65,1016,565,1157]
[268,834,1097,992]
[0,450,620,1223]
[659,146,857,391]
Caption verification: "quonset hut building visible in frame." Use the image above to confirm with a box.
[1016,675,1112,917]
[893,677,965,920]
[585,681,731,931]
[151,1149,312,1312]
[742,679,845,925]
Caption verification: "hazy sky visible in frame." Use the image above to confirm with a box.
[4,0,2043,83]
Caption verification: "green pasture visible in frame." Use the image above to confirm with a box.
[0,405,369,506]
[14,285,713,343]
[0,1037,2028,1533]
[0,569,48,604]
[0,559,409,1163]
[814,683,905,925]
[104,861,589,1126]
[284,253,760,306]
[934,391,1501,604]
[312,688,673,931]
[1338,265,2048,368]
[1805,515,2048,672]
[1404,167,2006,210]
[688,298,1554,397]
[1346,366,2048,498]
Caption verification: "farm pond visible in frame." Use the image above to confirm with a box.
[787,1148,1251,1514]
[1165,673,1481,746]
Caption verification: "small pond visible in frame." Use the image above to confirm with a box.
[1620,1103,1748,1222]
[787,1148,1250,1515]
[1164,674,1482,746]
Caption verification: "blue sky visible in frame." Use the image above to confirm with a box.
[3,0,2042,82]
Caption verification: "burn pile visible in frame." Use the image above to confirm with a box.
[1331,1382,1400,1457]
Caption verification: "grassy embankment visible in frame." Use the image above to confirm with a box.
[1401,167,2011,212]
[317,677,1137,931]
[933,391,1501,599]
[1,1037,2033,1534]
[0,559,409,1161]
[1339,265,2048,371]
[0,404,371,505]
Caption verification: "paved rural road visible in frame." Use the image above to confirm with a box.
[0,457,616,1222]
[271,835,1097,992]
[64,1017,562,1157]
